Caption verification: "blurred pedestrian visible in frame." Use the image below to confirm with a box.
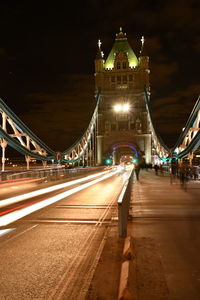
[134,163,140,180]
[179,165,189,191]
[154,164,159,175]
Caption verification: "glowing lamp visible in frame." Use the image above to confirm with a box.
[114,103,130,112]
[123,103,130,112]
[132,158,138,163]
[105,158,111,165]
[114,104,122,112]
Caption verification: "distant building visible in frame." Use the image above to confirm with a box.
[94,28,151,165]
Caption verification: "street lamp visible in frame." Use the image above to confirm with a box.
[114,103,130,112]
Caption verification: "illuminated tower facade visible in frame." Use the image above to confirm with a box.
[94,28,151,165]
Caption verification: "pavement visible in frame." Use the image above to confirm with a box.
[87,168,200,300]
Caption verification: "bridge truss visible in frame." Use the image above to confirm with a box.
[144,89,200,164]
[0,98,55,171]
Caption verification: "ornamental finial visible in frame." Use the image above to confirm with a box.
[141,36,145,46]
[140,36,145,54]
[98,39,102,49]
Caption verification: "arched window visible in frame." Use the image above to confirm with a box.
[117,62,121,69]
[122,62,126,69]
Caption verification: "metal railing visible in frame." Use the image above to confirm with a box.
[0,166,105,182]
[118,169,134,237]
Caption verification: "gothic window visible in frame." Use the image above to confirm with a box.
[117,62,121,69]
[129,75,133,81]
[122,62,126,69]
[118,121,128,131]
[111,123,116,131]
[135,101,139,108]
[111,76,115,82]
[117,76,121,84]
[130,123,135,130]
[105,121,110,131]
[123,76,127,84]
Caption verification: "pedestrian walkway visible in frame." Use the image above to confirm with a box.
[128,169,200,300]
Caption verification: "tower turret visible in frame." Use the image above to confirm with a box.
[95,39,104,73]
[139,36,149,70]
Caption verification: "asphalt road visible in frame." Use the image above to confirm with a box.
[0,168,129,299]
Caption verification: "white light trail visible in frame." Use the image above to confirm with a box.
[0,169,115,208]
[0,228,14,237]
[0,169,120,227]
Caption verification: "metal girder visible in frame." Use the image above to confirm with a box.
[172,96,200,158]
[0,98,55,163]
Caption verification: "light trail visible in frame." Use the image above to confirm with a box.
[0,228,14,237]
[0,169,117,208]
[0,169,120,227]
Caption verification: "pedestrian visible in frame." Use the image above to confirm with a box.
[179,165,188,191]
[154,164,159,175]
[134,163,140,180]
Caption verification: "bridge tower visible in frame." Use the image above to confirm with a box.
[94,28,151,165]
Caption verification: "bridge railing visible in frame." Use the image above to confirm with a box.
[0,166,105,182]
[118,169,134,237]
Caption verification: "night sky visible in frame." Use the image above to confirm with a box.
[0,1,199,154]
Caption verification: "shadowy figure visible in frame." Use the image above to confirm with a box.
[179,165,189,191]
[154,164,159,175]
[170,164,178,184]
[134,163,141,180]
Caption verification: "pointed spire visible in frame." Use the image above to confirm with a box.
[96,39,104,59]
[98,39,102,49]
[140,36,148,56]
[116,27,126,39]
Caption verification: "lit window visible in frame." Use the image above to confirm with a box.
[117,62,121,69]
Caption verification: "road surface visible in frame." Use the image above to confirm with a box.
[0,167,129,299]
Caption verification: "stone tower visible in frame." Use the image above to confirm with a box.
[94,28,151,165]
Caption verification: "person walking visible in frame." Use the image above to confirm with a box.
[154,164,159,175]
[134,163,140,180]
[179,165,188,191]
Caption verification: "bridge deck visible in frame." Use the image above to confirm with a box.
[128,169,200,299]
